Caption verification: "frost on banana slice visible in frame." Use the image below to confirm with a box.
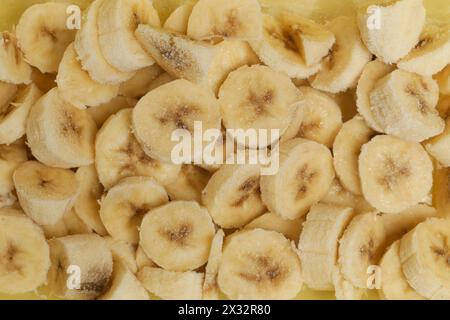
[299,204,355,290]
[0,208,50,294]
[165,164,211,203]
[260,138,334,220]
[41,209,91,239]
[0,32,31,84]
[281,86,342,147]
[203,229,224,300]
[400,218,450,299]
[140,201,215,272]
[0,142,27,208]
[333,116,376,196]
[132,79,221,163]
[57,44,119,109]
[26,88,97,168]
[0,81,17,109]
[100,176,168,245]
[309,16,372,93]
[138,267,204,300]
[425,118,450,167]
[48,234,113,300]
[332,266,366,300]
[13,161,80,226]
[97,0,160,72]
[357,0,425,64]
[202,164,266,228]
[218,229,302,299]
[369,69,443,142]
[16,3,76,73]
[359,135,433,213]
[435,64,450,95]
[104,237,138,275]
[245,212,304,242]
[87,96,136,128]
[164,3,194,33]
[95,108,180,189]
[119,65,163,99]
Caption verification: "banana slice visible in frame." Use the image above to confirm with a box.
[132,79,221,163]
[138,267,204,300]
[245,212,304,242]
[31,68,56,93]
[299,204,355,290]
[100,176,169,245]
[140,201,215,272]
[135,246,156,271]
[203,229,224,300]
[13,161,80,226]
[15,3,76,73]
[435,64,450,95]
[97,0,160,72]
[0,32,32,84]
[147,72,176,91]
[118,65,162,99]
[332,266,366,300]
[433,166,450,218]
[400,218,450,299]
[333,116,376,195]
[356,0,425,64]
[359,135,433,213]
[87,96,136,128]
[0,81,17,108]
[163,3,194,33]
[48,234,113,300]
[369,69,443,142]
[0,142,27,208]
[281,86,342,147]
[425,118,450,166]
[95,108,180,189]
[309,16,372,93]
[0,208,50,294]
[56,43,119,109]
[42,209,91,239]
[202,164,266,228]
[260,138,334,220]
[26,88,97,168]
[104,237,138,274]
[217,229,302,299]
[165,164,211,203]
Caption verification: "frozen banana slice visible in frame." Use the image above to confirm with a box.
[118,64,162,99]
[165,164,211,203]
[87,96,136,128]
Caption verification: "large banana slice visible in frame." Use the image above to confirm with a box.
[87,96,136,128]
[435,64,450,95]
[0,142,27,208]
[140,201,215,272]
[105,237,138,274]
[217,229,302,299]
[309,16,372,93]
[245,212,304,242]
[203,229,224,300]
[0,81,17,108]
[332,266,366,300]
[281,86,342,147]
[260,138,334,220]
[165,164,211,203]
[15,3,76,73]
[0,32,32,84]
[118,65,162,99]
[97,0,160,72]
[48,234,113,300]
[100,176,169,245]
[95,108,180,189]
[0,208,50,294]
[359,135,433,213]
[13,161,80,226]
[163,3,194,33]
[424,118,450,166]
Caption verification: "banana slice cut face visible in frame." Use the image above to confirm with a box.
[165,164,211,203]
[425,118,450,167]
[119,65,163,99]
[0,32,32,85]
[0,142,27,208]
[203,229,224,300]
[164,3,193,34]
[87,96,136,128]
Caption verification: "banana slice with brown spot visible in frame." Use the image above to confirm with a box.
[0,31,32,84]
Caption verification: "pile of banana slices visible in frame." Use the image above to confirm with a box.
[0,0,449,300]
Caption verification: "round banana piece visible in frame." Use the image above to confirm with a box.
[203,229,224,300]
[435,64,450,95]
[95,108,180,189]
[100,176,169,245]
[0,142,27,208]
[0,208,50,294]
[217,229,302,299]
[87,96,136,128]
[260,138,335,220]
[0,32,32,84]
[118,65,162,99]
[163,3,194,33]
[165,164,211,203]
[359,135,433,213]
[15,3,76,73]
[282,86,342,147]
[245,212,304,242]
[140,201,215,272]
[13,161,80,226]
[425,118,450,167]
[0,81,17,108]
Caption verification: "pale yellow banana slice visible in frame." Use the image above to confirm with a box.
[0,208,50,294]
[87,96,136,128]
[104,237,138,274]
[147,72,176,91]
[165,164,211,203]
[13,161,80,226]
[16,3,76,73]
[425,118,450,166]
[433,166,450,218]
[100,176,168,245]
[118,65,162,99]
[260,138,335,220]
[332,266,366,300]
[135,246,156,271]
[245,212,304,242]
[203,229,224,300]
[0,81,17,108]
[0,32,31,84]
[30,68,56,93]
[163,3,194,33]
[42,209,91,239]
[0,142,27,208]
[435,64,450,95]
[359,135,433,213]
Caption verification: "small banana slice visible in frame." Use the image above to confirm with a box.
[400,218,450,299]
[218,229,302,299]
[245,212,304,242]
[48,234,113,300]
[202,164,266,228]
[203,229,224,300]
[104,237,138,274]
[369,69,443,142]
[97,0,160,72]
[56,44,119,109]
[95,108,180,189]
[356,0,425,64]
[87,96,137,128]
[332,266,366,300]
[281,86,342,147]
[433,166,450,218]
[359,135,433,213]
[163,3,194,33]
[16,3,76,73]
[135,246,156,271]
[333,116,376,195]
[435,64,450,95]
[0,32,32,84]
[13,161,80,226]
[425,118,450,166]
[260,138,335,220]
[118,65,162,99]
[309,16,372,93]
[26,88,97,168]
[30,68,56,93]
[100,176,169,245]
[0,81,17,108]
[138,267,204,300]
[0,208,50,294]
[0,142,27,208]
[165,164,211,203]
[132,79,221,162]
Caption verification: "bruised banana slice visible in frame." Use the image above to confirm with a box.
[0,31,32,84]
[0,142,27,208]
[203,229,224,300]
[163,3,194,34]
[118,64,162,99]
[245,212,304,242]
[424,117,450,166]
[87,96,136,128]
[165,164,211,203]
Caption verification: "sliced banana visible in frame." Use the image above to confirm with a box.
[0,31,32,84]
[163,3,194,33]
[87,96,136,128]
[118,65,162,99]
[147,72,176,91]
[42,209,91,239]
[135,246,156,271]
[425,118,450,166]
[104,237,138,274]
[332,266,366,300]
[435,64,450,95]
[203,229,224,300]
[0,142,27,208]
[245,212,304,242]
[165,164,211,203]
